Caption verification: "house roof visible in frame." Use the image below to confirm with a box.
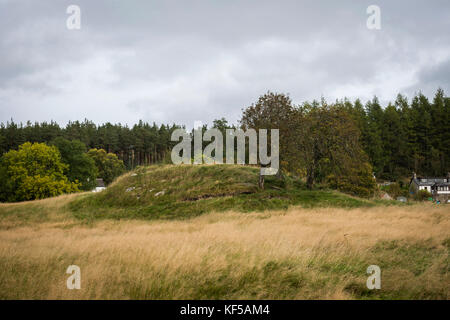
[435,182,450,187]
[411,177,450,186]
[96,178,105,188]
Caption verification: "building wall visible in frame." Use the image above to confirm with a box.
[434,193,450,203]
[409,182,431,193]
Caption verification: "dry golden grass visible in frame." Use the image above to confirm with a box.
[0,200,449,299]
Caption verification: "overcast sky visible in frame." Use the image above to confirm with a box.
[0,0,449,127]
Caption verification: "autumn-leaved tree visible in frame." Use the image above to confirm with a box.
[241,92,296,179]
[293,102,376,196]
[0,142,79,202]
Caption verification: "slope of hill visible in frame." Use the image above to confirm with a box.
[68,164,396,221]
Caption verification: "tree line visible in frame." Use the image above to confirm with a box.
[356,88,449,180]
[0,140,126,202]
[240,88,448,183]
[0,120,180,169]
[0,88,448,201]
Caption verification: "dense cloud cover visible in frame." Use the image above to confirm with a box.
[0,0,449,126]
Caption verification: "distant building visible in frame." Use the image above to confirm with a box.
[380,192,393,200]
[93,178,106,193]
[409,173,450,203]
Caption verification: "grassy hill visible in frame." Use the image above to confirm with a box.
[68,164,393,221]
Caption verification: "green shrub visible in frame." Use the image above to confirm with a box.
[87,148,125,185]
[326,163,377,198]
[414,190,432,201]
[381,183,409,199]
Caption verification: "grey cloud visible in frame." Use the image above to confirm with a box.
[0,0,448,126]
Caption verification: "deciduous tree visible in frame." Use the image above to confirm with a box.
[0,142,79,202]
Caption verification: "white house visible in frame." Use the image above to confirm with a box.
[92,178,106,193]
[409,173,450,203]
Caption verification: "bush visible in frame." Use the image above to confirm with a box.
[326,163,377,198]
[87,148,125,185]
[414,190,432,201]
[381,183,409,199]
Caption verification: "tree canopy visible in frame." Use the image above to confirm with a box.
[50,137,98,191]
[240,93,377,196]
[0,142,79,202]
[87,148,125,185]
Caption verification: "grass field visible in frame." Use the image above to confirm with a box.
[0,165,448,299]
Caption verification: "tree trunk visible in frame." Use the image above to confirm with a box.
[276,165,283,180]
[259,169,265,189]
[306,168,314,189]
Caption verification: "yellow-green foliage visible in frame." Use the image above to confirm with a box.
[87,148,125,185]
[0,142,79,202]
